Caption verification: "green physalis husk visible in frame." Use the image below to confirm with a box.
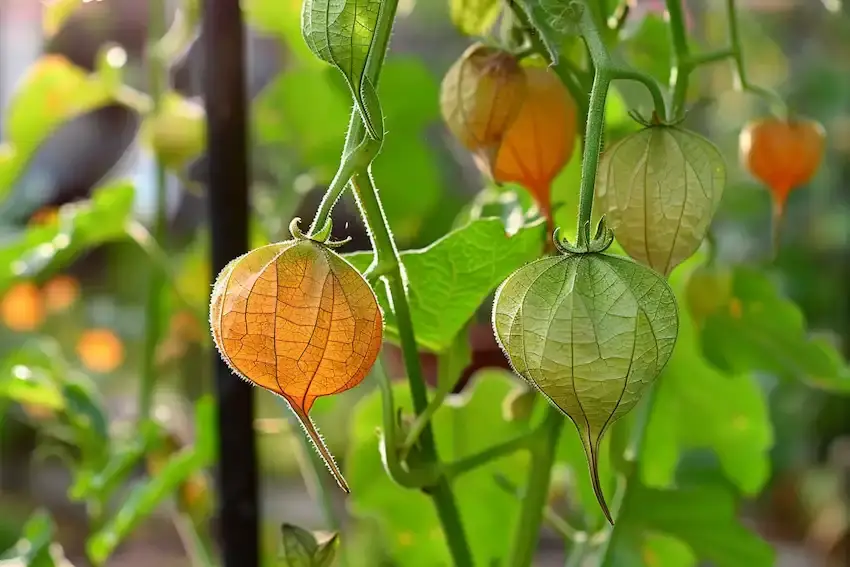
[596,125,726,276]
[492,250,679,523]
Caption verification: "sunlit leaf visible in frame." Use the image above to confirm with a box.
[0,181,135,293]
[346,218,546,352]
[596,126,726,276]
[493,252,678,521]
[699,266,850,393]
[302,0,384,138]
[622,472,774,567]
[346,371,532,566]
[642,264,773,495]
[210,239,383,492]
[0,510,58,566]
[449,0,502,36]
[0,56,114,196]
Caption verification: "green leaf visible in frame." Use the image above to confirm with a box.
[511,0,569,64]
[345,218,546,352]
[449,0,502,36]
[278,524,318,567]
[346,371,533,566]
[0,360,64,411]
[86,397,216,565]
[0,56,115,196]
[699,267,850,393]
[0,181,135,293]
[492,252,678,522]
[0,341,110,466]
[253,66,350,175]
[301,0,384,139]
[609,531,696,567]
[0,510,60,566]
[312,534,339,567]
[595,126,726,276]
[624,475,774,567]
[69,421,163,505]
[642,265,773,495]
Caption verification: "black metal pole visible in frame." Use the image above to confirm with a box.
[201,0,260,565]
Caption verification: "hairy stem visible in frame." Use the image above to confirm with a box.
[302,0,473,558]
[139,0,169,422]
[351,173,473,564]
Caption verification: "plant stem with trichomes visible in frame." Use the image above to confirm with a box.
[664,0,785,118]
[303,0,474,563]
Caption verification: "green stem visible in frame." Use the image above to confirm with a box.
[664,0,691,118]
[575,70,610,235]
[139,0,169,422]
[609,68,667,122]
[443,432,534,480]
[564,535,590,567]
[724,0,786,114]
[597,385,659,566]
[506,407,564,567]
[172,511,217,567]
[351,173,473,565]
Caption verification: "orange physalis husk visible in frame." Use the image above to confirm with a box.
[440,43,527,165]
[491,65,578,220]
[739,116,826,251]
[209,224,383,493]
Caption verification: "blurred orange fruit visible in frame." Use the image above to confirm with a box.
[28,207,59,227]
[43,275,79,313]
[76,328,124,373]
[1,282,45,331]
[491,65,578,217]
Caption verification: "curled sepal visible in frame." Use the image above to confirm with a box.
[553,216,614,255]
[289,217,353,249]
[596,125,726,275]
[492,253,679,523]
[210,239,384,492]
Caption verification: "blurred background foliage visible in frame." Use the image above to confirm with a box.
[0,0,848,566]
